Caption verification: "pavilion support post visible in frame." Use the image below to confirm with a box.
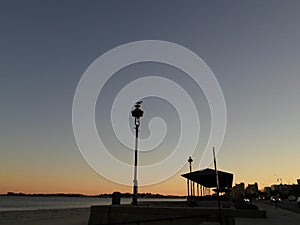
[187,178,190,198]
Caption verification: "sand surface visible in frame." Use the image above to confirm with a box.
[0,207,90,225]
[1,202,300,225]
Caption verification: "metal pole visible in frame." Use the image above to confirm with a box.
[188,157,193,199]
[189,162,192,197]
[131,101,143,206]
[132,121,139,206]
[213,147,223,225]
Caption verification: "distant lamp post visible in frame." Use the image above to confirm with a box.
[188,156,193,172]
[277,178,282,185]
[188,156,194,197]
[131,101,144,206]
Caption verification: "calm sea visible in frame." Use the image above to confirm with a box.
[0,196,184,211]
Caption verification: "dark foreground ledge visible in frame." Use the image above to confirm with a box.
[88,205,236,225]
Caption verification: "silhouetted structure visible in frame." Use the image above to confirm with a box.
[245,183,259,199]
[131,101,144,206]
[232,183,245,208]
[181,168,233,191]
[187,156,194,197]
[270,183,300,198]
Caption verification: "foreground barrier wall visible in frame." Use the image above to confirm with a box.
[88,205,235,225]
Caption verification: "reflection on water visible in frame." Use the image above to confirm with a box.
[0,196,185,211]
[0,196,125,211]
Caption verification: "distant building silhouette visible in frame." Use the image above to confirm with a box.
[232,182,245,197]
[263,179,300,198]
[245,183,259,198]
[270,183,300,197]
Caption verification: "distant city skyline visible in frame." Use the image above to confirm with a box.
[1,1,300,195]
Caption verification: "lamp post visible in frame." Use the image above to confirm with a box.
[131,101,144,206]
[188,156,194,198]
[213,147,223,225]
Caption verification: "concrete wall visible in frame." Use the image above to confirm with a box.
[88,205,235,225]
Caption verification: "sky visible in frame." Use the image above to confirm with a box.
[1,0,300,195]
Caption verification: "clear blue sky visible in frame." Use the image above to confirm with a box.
[1,0,300,194]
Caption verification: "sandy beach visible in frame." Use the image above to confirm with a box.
[1,202,300,225]
[0,208,90,225]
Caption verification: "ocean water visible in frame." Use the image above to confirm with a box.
[0,196,184,211]
[0,196,131,211]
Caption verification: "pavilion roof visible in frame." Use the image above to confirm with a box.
[181,168,233,189]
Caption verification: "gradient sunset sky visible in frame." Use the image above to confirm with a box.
[1,1,300,195]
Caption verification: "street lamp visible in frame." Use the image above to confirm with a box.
[131,101,144,206]
[188,157,194,198]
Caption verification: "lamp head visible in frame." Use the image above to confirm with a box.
[131,101,144,118]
